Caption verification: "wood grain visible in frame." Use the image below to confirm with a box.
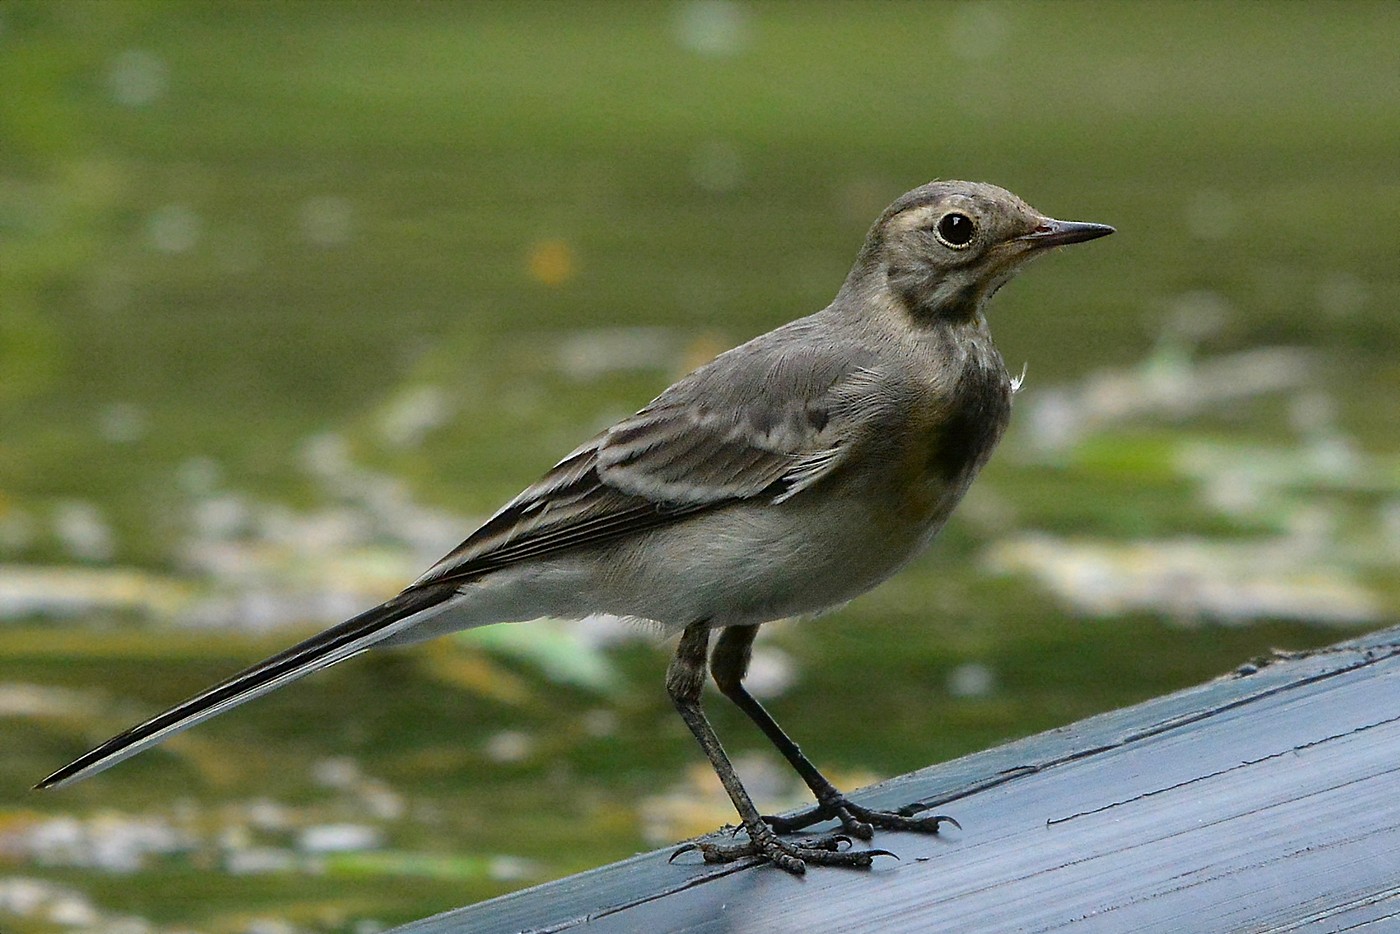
[394,627,1400,934]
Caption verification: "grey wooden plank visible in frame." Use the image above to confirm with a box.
[393,627,1400,934]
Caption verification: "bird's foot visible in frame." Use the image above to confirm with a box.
[765,795,959,841]
[670,824,893,874]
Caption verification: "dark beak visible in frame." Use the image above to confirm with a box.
[1020,218,1115,248]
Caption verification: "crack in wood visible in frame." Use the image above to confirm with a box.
[1047,711,1400,826]
[899,640,1400,818]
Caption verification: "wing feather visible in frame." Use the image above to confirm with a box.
[415,338,896,589]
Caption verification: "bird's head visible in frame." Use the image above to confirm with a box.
[851,180,1114,320]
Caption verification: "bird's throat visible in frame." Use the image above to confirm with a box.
[900,275,988,323]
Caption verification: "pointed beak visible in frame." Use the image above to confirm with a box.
[1019,218,1116,249]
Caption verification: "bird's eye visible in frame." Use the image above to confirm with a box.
[935,212,975,248]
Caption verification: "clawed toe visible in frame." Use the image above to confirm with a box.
[765,796,959,838]
[903,811,961,833]
[854,803,959,834]
[670,827,893,874]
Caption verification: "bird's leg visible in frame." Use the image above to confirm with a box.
[666,620,887,873]
[710,625,957,839]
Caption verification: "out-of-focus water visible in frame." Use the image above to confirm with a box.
[2,3,1397,931]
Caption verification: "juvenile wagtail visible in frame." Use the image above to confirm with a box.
[38,180,1113,872]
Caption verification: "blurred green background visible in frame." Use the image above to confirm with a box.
[2,1,1397,931]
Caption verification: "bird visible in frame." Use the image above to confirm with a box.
[36,180,1113,874]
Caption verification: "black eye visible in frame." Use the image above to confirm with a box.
[935,212,975,248]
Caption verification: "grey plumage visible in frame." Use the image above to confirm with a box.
[36,180,1113,873]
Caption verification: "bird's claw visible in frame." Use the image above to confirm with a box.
[765,796,959,837]
[670,826,892,874]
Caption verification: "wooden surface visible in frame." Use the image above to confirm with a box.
[393,626,1400,934]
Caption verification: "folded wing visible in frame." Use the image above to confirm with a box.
[38,331,901,788]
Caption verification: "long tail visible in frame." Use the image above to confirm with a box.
[34,582,460,790]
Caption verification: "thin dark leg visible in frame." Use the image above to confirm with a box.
[710,625,957,839]
[666,621,887,873]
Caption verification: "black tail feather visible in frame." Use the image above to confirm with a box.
[35,582,458,790]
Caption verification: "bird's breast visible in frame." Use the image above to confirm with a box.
[889,344,1013,536]
[923,351,1013,484]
